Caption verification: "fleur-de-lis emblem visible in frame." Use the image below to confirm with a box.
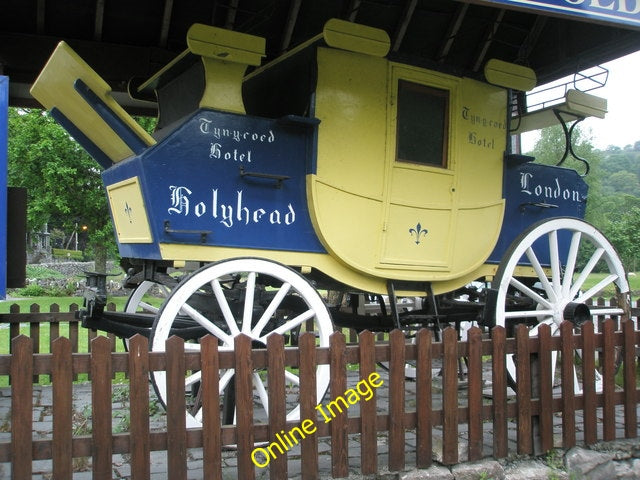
[124,202,133,223]
[409,223,428,244]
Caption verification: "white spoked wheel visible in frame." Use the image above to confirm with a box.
[150,257,333,429]
[490,218,629,394]
[122,280,174,350]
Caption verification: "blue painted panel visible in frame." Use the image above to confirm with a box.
[476,0,640,29]
[489,161,588,264]
[0,77,7,299]
[102,109,325,259]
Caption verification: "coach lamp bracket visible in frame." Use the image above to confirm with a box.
[553,109,590,177]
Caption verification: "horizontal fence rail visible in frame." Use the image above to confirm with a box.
[0,314,637,479]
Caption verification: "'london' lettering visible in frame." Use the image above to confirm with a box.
[520,173,582,202]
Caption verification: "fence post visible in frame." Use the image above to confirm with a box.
[30,303,40,383]
[91,335,113,480]
[166,336,187,480]
[234,334,255,480]
[11,335,33,479]
[622,319,638,439]
[581,322,597,446]
[602,319,616,441]
[560,321,576,448]
[267,333,287,479]
[388,329,406,471]
[299,332,319,480]
[442,327,459,465]
[515,324,533,455]
[467,326,483,461]
[415,328,432,468]
[359,330,377,475]
[537,323,554,453]
[491,326,508,458]
[128,334,151,480]
[329,331,348,478]
[52,337,73,480]
[201,335,222,480]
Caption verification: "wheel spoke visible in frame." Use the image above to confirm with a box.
[219,369,235,393]
[251,283,292,338]
[211,279,241,337]
[184,342,201,352]
[242,272,257,334]
[185,370,202,388]
[569,247,605,298]
[574,274,619,303]
[562,231,582,296]
[548,230,562,296]
[505,309,554,319]
[138,301,159,314]
[509,277,553,310]
[253,372,270,418]
[524,247,557,302]
[181,302,234,345]
[285,369,300,386]
[259,308,315,341]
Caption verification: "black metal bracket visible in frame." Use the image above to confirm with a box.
[519,201,559,212]
[553,109,590,176]
[239,166,290,189]
[163,220,210,243]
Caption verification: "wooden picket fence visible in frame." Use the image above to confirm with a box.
[0,312,638,479]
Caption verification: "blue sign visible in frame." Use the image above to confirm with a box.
[102,109,326,260]
[0,76,8,299]
[477,0,640,29]
[489,160,588,263]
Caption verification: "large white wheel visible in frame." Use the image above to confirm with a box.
[489,218,629,393]
[150,257,333,429]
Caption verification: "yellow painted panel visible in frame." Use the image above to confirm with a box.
[308,179,385,274]
[30,42,155,163]
[455,78,507,206]
[450,202,504,273]
[323,19,390,57]
[389,166,454,208]
[107,177,153,243]
[314,48,388,199]
[187,24,265,66]
[484,59,536,91]
[380,204,452,269]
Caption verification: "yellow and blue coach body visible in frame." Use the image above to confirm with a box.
[30,20,587,296]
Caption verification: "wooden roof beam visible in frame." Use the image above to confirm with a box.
[280,0,302,53]
[516,15,548,64]
[392,0,417,53]
[36,0,46,35]
[94,0,105,41]
[345,0,362,22]
[472,8,505,72]
[224,0,240,30]
[437,2,469,64]
[159,0,174,47]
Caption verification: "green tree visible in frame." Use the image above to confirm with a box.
[8,108,116,272]
[604,207,640,272]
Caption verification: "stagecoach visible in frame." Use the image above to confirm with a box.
[30,16,630,428]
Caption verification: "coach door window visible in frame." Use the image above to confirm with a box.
[396,80,449,168]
